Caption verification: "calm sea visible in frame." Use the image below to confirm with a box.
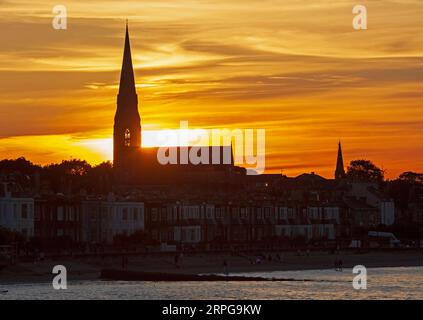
[1,266,422,300]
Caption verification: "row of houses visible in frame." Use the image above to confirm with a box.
[0,185,397,248]
[0,192,144,244]
[144,201,340,246]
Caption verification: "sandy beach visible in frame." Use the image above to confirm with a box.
[1,250,422,284]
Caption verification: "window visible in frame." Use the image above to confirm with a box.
[22,204,28,219]
[122,208,128,220]
[161,208,167,221]
[240,208,246,218]
[182,207,188,220]
[34,207,40,221]
[215,208,221,219]
[152,208,158,221]
[91,207,97,221]
[57,207,64,221]
[265,207,271,218]
[206,208,213,219]
[124,129,131,146]
[257,208,263,219]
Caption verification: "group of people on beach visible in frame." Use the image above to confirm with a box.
[334,259,343,271]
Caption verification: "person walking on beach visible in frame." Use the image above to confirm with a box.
[174,254,180,269]
[338,259,343,272]
[334,259,343,271]
[223,259,228,275]
[177,252,183,269]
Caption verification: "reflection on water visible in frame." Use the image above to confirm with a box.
[1,267,422,300]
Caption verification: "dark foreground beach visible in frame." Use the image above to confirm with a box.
[1,250,422,284]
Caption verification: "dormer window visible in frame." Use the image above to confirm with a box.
[124,129,131,146]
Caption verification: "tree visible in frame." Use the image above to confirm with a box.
[42,159,92,193]
[0,158,42,193]
[0,157,41,175]
[346,160,384,183]
[389,171,423,212]
[43,159,91,176]
[87,161,114,193]
[398,171,423,185]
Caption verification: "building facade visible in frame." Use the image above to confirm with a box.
[0,191,34,239]
[81,198,144,244]
[34,196,81,242]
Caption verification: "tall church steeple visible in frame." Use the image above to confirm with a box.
[114,22,141,176]
[335,140,346,180]
[118,21,136,97]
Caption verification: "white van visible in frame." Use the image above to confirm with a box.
[368,231,401,248]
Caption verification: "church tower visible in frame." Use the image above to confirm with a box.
[334,140,346,180]
[113,23,141,180]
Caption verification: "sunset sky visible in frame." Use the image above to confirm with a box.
[0,0,422,178]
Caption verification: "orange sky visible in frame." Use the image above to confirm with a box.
[0,0,422,178]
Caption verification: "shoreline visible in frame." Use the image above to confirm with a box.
[1,250,422,285]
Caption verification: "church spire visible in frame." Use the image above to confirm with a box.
[118,21,136,96]
[114,22,141,178]
[335,140,346,180]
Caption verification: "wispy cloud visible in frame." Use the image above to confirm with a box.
[0,0,422,177]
